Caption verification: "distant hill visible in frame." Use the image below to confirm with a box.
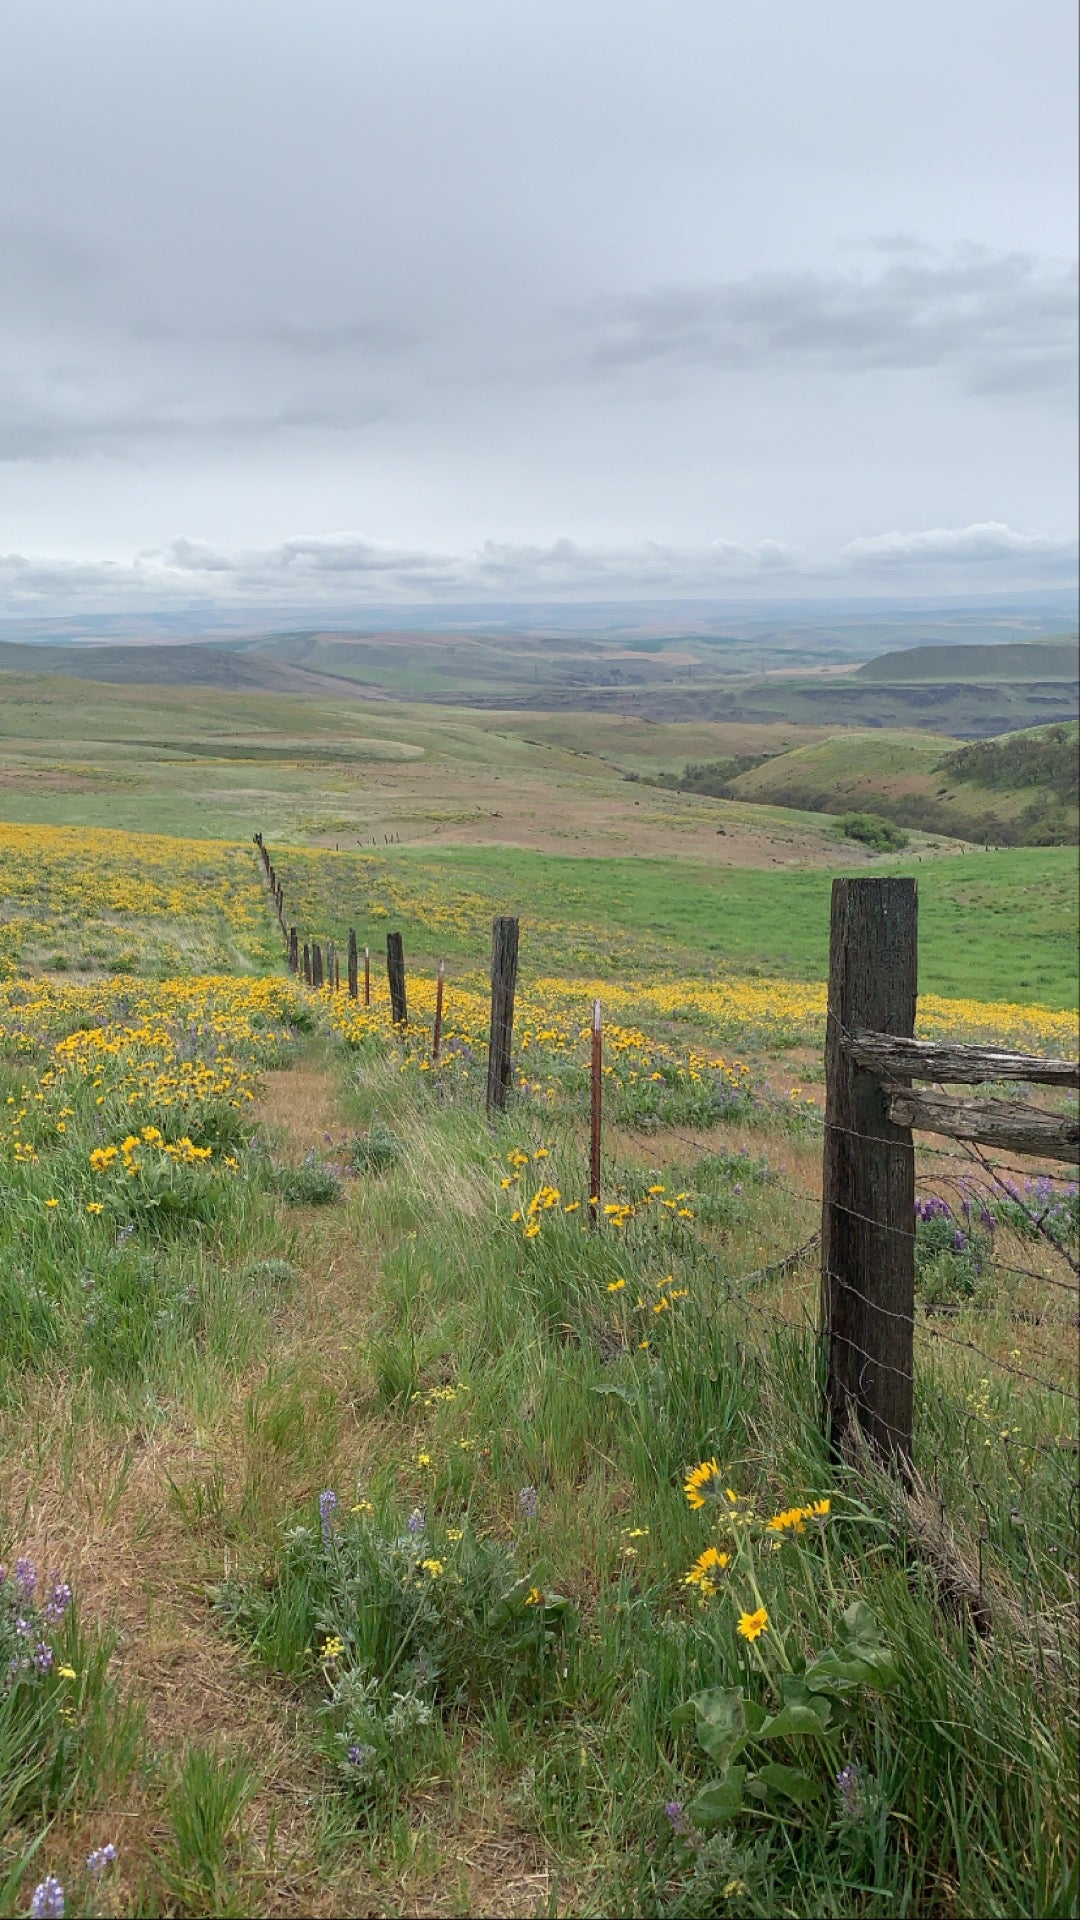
[856,637,1078,682]
[725,722,1079,846]
[0,639,370,697]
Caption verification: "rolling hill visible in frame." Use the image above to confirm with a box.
[725,721,1079,845]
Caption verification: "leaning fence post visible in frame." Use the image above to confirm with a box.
[387,932,407,1026]
[589,998,602,1228]
[347,930,358,999]
[433,959,445,1064]
[486,916,519,1114]
[821,876,917,1473]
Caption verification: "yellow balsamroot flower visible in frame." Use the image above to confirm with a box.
[57,1665,78,1681]
[737,1607,769,1642]
[45,1198,59,1208]
[525,1586,542,1606]
[766,1506,808,1537]
[684,1547,731,1592]
[684,1458,724,1510]
[607,1278,626,1292]
[86,1201,104,1216]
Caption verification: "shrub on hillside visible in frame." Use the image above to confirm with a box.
[835,812,910,853]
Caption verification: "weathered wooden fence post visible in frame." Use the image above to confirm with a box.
[326,940,336,990]
[347,931,358,999]
[387,932,407,1026]
[302,942,311,986]
[486,915,519,1115]
[589,998,602,1227]
[364,945,371,1007]
[821,876,917,1473]
[432,959,445,1064]
[288,927,298,973]
[312,942,324,990]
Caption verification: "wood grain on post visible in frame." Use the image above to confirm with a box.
[364,945,370,1007]
[589,999,602,1228]
[347,930,358,999]
[486,916,519,1114]
[302,942,311,986]
[387,932,407,1026]
[288,927,298,973]
[312,943,324,990]
[821,877,917,1472]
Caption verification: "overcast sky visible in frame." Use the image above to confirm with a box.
[1,0,1077,616]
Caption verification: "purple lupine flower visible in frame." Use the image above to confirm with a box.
[665,1800,689,1835]
[15,1558,36,1599]
[43,1582,72,1627]
[836,1762,864,1820]
[319,1489,338,1549]
[953,1230,967,1252]
[34,1643,54,1674]
[86,1845,117,1873]
[518,1486,539,1520]
[347,1743,374,1770]
[14,1617,32,1639]
[406,1508,425,1535]
[30,1879,66,1918]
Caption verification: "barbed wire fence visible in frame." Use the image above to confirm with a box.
[253,838,1079,1631]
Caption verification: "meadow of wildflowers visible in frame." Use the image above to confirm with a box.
[0,817,1076,1918]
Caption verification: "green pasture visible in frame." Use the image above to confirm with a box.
[271,841,1079,1008]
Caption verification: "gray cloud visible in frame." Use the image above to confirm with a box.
[0,0,1076,589]
[1,522,1074,617]
[575,249,1077,395]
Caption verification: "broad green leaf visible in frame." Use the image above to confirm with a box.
[752,1761,824,1806]
[756,1699,832,1740]
[686,1767,746,1826]
[688,1687,747,1766]
[591,1381,642,1407]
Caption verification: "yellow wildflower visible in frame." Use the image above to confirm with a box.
[683,1546,731,1591]
[737,1607,769,1642]
[684,1458,724,1510]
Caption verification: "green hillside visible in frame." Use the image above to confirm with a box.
[727,723,1079,845]
[856,637,1078,682]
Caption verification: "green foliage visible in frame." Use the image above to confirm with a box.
[162,1743,258,1916]
[835,812,910,853]
[217,1498,576,1806]
[939,721,1080,802]
[348,1122,404,1174]
[271,1155,342,1206]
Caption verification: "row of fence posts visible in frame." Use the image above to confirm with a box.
[253,841,1080,1481]
[253,834,611,1206]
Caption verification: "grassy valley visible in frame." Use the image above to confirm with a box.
[0,640,1077,1919]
